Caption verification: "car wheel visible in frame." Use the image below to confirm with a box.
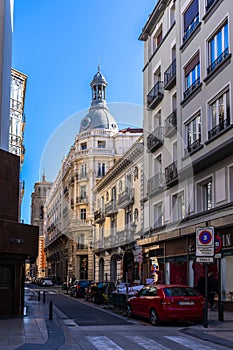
[150,308,160,326]
[126,304,133,318]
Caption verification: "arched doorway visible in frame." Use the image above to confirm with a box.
[110,255,117,283]
[99,257,104,281]
[123,250,135,283]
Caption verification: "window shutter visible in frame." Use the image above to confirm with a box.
[184,53,199,76]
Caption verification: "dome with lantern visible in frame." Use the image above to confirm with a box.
[79,67,118,133]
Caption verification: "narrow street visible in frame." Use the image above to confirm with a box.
[40,288,232,350]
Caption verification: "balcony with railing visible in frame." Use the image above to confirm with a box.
[185,138,202,156]
[165,161,178,186]
[118,188,134,209]
[183,15,200,43]
[105,200,118,216]
[208,118,230,140]
[76,196,88,204]
[147,172,165,195]
[94,209,105,223]
[147,81,164,110]
[164,110,177,137]
[183,77,201,100]
[207,48,230,75]
[164,59,176,90]
[147,126,164,152]
[116,224,137,245]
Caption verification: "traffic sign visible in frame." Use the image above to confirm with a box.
[214,235,222,253]
[196,227,214,257]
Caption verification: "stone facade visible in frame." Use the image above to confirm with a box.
[92,136,144,284]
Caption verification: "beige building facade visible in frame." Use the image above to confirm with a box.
[92,136,144,284]
[139,0,233,302]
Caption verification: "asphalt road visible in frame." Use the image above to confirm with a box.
[46,292,134,326]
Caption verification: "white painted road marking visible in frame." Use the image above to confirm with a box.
[165,336,218,350]
[126,335,169,350]
[87,336,124,350]
[87,334,222,350]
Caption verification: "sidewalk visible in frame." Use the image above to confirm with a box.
[0,288,232,350]
[182,308,233,349]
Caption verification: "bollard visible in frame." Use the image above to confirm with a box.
[49,301,53,320]
[43,291,46,303]
[38,291,40,302]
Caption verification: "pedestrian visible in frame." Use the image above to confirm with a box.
[197,275,205,297]
[208,272,218,310]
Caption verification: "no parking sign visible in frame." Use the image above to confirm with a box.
[196,227,214,257]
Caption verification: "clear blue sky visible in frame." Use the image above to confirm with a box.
[12,0,156,224]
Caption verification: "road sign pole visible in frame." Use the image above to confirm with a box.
[203,263,208,328]
[218,257,224,321]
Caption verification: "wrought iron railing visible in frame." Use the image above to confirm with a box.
[208,118,230,139]
[183,77,200,99]
[147,81,164,109]
[165,161,178,183]
[183,15,199,42]
[207,48,229,75]
[164,59,176,88]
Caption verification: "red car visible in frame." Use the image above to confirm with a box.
[126,284,205,326]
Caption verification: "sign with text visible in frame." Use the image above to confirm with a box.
[196,227,214,257]
[196,257,214,263]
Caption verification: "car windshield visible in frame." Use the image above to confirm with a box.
[164,287,199,297]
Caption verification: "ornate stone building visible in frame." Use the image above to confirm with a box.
[44,68,142,284]
[92,136,144,284]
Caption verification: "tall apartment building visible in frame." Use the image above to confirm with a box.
[139,0,233,301]
[9,68,27,214]
[9,68,26,161]
[31,175,52,278]
[92,136,144,284]
[44,68,142,284]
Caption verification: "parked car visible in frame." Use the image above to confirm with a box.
[126,284,205,326]
[70,280,91,298]
[85,281,116,304]
[40,277,53,287]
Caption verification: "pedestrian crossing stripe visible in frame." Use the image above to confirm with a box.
[126,335,168,350]
[87,336,123,350]
[86,335,219,350]
[165,336,218,350]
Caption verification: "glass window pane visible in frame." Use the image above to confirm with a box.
[224,22,228,50]
[218,96,224,123]
[210,39,215,63]
[184,0,198,31]
[217,30,222,57]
